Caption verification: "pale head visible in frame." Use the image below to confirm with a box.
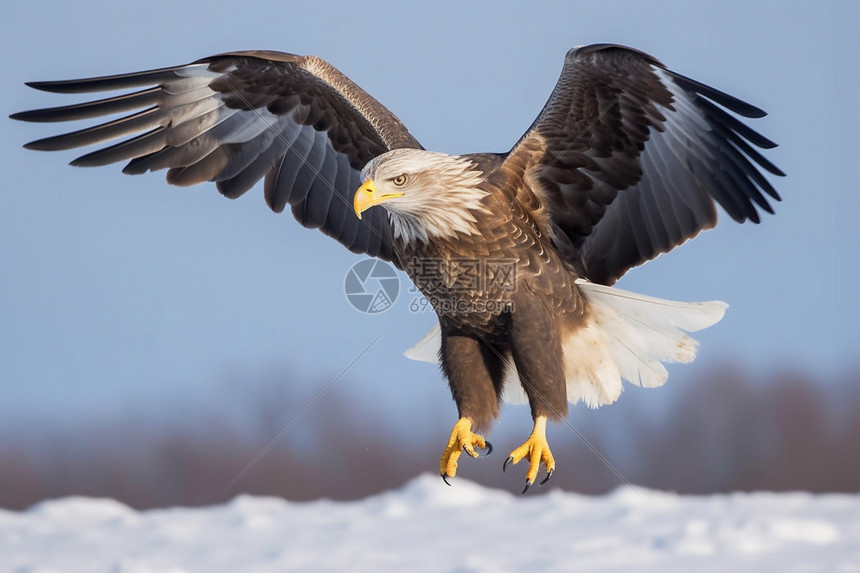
[353,149,488,245]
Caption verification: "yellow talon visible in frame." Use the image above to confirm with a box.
[504,415,555,492]
[440,417,491,482]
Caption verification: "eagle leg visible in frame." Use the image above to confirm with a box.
[503,415,555,493]
[440,417,492,484]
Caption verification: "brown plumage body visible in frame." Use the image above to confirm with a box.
[394,153,585,430]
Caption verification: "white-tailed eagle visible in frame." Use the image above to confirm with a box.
[12,44,782,492]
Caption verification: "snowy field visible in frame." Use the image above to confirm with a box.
[1,475,858,572]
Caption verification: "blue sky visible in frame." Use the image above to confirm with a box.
[1,0,857,440]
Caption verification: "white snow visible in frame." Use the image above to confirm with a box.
[1,476,858,572]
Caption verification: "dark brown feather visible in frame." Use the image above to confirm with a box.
[12,51,424,264]
[395,154,586,426]
[503,44,783,285]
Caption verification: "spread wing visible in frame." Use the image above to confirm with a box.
[11,51,423,263]
[504,44,783,285]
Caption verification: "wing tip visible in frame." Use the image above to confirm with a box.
[667,69,768,119]
[21,137,60,151]
[24,80,54,92]
[23,79,85,94]
[769,165,787,178]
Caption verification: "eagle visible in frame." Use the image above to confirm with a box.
[12,44,782,492]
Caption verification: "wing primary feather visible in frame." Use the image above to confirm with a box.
[72,127,168,167]
[23,65,209,94]
[10,88,162,123]
[715,124,786,178]
[690,145,754,222]
[722,146,781,204]
[23,107,163,151]
[129,137,221,176]
[712,151,767,222]
[667,70,767,118]
[709,127,782,205]
[695,98,778,149]
[123,109,241,174]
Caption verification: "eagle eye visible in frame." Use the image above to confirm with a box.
[392,174,408,186]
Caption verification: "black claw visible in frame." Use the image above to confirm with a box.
[539,468,554,486]
[441,473,452,486]
[464,442,494,458]
[521,479,532,495]
[503,456,514,472]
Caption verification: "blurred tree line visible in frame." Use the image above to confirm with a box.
[1,364,858,510]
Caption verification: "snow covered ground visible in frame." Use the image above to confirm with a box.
[1,475,858,572]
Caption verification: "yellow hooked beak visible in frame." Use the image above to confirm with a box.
[353,179,403,220]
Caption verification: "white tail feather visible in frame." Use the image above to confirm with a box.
[404,323,441,363]
[575,279,727,392]
[404,281,727,409]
